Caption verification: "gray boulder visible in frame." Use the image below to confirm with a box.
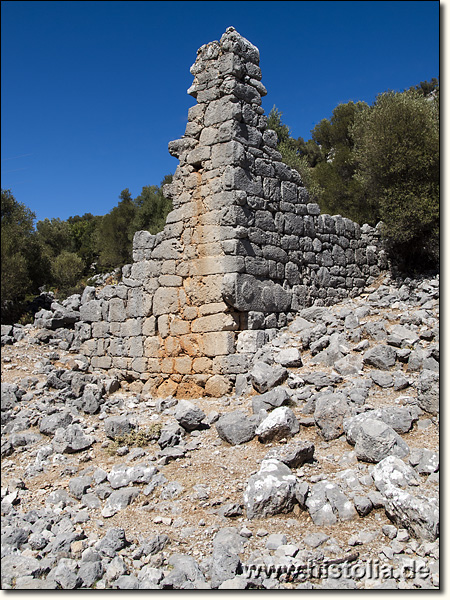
[344,406,417,444]
[104,416,135,440]
[363,345,397,369]
[354,418,410,463]
[264,440,314,468]
[416,369,439,415]
[114,575,140,589]
[215,410,257,445]
[250,361,288,393]
[101,487,141,518]
[174,400,206,431]
[334,355,363,376]
[49,559,82,589]
[52,423,94,453]
[274,347,302,367]
[210,527,243,588]
[107,463,158,489]
[69,475,93,499]
[39,410,73,436]
[79,383,104,414]
[411,449,439,475]
[161,554,207,589]
[372,456,439,541]
[370,370,393,388]
[141,534,170,556]
[244,459,298,518]
[306,480,357,525]
[255,406,299,443]
[158,423,184,449]
[252,387,290,413]
[389,324,420,346]
[314,392,351,441]
[1,383,20,411]
[372,406,418,434]
[302,371,343,389]
[96,527,129,557]
[371,456,420,492]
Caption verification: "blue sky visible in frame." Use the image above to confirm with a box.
[1,1,440,222]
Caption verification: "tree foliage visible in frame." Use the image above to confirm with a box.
[51,250,85,292]
[353,89,439,268]
[1,189,44,321]
[96,188,137,270]
[95,178,173,271]
[131,175,173,234]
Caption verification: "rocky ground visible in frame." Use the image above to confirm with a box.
[1,273,439,589]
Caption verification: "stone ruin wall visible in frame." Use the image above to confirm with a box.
[77,27,387,398]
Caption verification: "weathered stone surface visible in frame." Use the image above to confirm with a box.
[215,410,257,445]
[101,487,141,518]
[274,347,302,367]
[174,400,206,431]
[96,527,129,557]
[52,423,94,454]
[104,416,135,440]
[314,393,351,440]
[306,480,357,525]
[39,410,73,435]
[210,527,243,588]
[251,387,290,413]
[344,407,418,443]
[161,553,207,589]
[244,459,298,518]
[363,345,397,369]
[354,418,410,463]
[255,406,300,442]
[250,361,288,393]
[372,456,439,541]
[416,369,439,415]
[69,475,93,499]
[264,440,314,468]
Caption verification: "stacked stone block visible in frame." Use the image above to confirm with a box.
[78,27,387,397]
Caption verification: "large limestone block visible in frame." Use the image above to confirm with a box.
[244,459,298,519]
[189,256,245,276]
[222,273,291,312]
[126,288,152,318]
[204,96,242,127]
[152,287,187,316]
[121,318,143,337]
[210,141,245,168]
[202,331,236,357]
[80,300,103,323]
[109,298,126,322]
[191,313,239,333]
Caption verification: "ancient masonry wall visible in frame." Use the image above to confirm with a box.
[77,27,387,398]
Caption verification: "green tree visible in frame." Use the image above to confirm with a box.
[353,89,439,268]
[1,189,44,321]
[67,213,101,268]
[51,250,85,293]
[409,77,439,97]
[96,188,137,270]
[36,217,72,259]
[132,175,173,234]
[310,101,371,222]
